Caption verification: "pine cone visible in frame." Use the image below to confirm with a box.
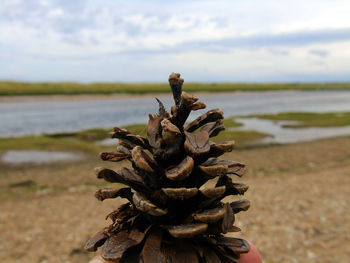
[85,73,251,262]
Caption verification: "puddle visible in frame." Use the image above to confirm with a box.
[234,118,350,144]
[1,150,83,164]
[98,138,118,146]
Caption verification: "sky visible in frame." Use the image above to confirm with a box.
[1,0,350,82]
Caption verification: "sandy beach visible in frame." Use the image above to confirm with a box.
[1,136,350,263]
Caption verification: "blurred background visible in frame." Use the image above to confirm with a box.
[1,1,350,263]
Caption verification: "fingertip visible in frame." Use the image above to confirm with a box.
[88,255,115,263]
[238,241,262,263]
[88,256,103,263]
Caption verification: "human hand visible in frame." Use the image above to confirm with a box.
[238,241,262,263]
[89,240,262,263]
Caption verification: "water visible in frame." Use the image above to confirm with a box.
[1,150,83,164]
[1,90,350,137]
[234,118,350,144]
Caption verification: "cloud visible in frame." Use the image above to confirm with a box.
[175,28,350,53]
[1,0,350,82]
[309,49,329,57]
[267,49,290,56]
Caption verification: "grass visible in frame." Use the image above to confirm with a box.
[249,112,350,128]
[212,130,270,144]
[223,117,243,128]
[46,124,147,141]
[46,128,111,142]
[0,134,107,153]
[122,123,148,137]
[1,81,350,96]
[214,117,269,144]
[0,123,147,153]
[0,120,268,153]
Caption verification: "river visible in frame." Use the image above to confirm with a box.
[1,90,350,137]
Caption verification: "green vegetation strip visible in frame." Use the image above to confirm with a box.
[0,120,269,152]
[1,81,350,96]
[223,117,243,128]
[0,135,105,153]
[211,130,270,143]
[249,112,350,128]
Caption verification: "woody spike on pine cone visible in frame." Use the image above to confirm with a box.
[85,73,251,262]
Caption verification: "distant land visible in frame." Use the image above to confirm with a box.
[1,81,350,96]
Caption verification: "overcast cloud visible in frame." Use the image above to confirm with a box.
[1,0,350,82]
